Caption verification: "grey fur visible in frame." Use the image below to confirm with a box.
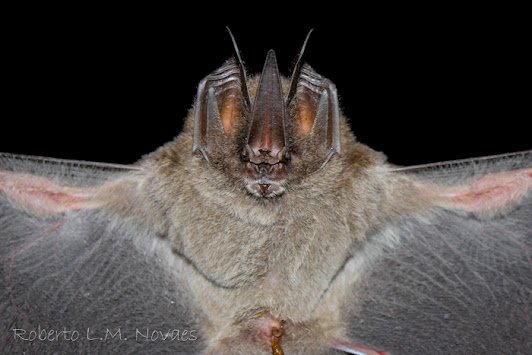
[0,58,530,354]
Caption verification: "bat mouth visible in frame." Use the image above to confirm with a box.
[243,161,287,199]
[245,178,286,199]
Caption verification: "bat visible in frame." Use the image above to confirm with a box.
[1,29,531,354]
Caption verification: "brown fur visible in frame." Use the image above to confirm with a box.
[1,41,530,354]
[0,66,434,353]
[2,65,525,353]
[108,74,433,353]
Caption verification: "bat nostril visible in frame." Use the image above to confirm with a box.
[258,148,271,155]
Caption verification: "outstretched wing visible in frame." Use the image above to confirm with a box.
[0,154,202,353]
[0,152,138,184]
[391,150,532,182]
[346,151,532,354]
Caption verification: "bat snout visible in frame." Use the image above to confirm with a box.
[243,160,287,199]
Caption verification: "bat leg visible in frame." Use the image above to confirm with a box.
[332,338,389,355]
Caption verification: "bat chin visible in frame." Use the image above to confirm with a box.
[245,179,286,199]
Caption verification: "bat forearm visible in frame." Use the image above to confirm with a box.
[0,171,100,216]
[430,168,531,215]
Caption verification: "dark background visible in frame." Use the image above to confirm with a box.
[2,12,529,166]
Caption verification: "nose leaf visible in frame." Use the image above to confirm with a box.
[246,50,288,164]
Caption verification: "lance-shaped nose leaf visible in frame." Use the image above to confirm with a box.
[245,50,288,164]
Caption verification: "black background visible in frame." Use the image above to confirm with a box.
[2,10,529,166]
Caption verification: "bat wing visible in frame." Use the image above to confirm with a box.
[0,154,202,353]
[0,152,139,184]
[346,151,532,354]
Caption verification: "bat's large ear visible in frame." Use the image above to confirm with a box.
[287,34,341,167]
[193,31,251,162]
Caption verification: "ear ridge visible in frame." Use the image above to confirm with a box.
[193,58,247,161]
[290,64,341,160]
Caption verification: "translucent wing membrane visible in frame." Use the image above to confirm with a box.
[345,151,532,354]
[0,153,201,353]
[0,152,138,186]
[391,150,532,183]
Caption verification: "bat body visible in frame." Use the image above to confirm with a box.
[1,32,531,354]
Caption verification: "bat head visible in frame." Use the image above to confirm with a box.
[192,31,341,199]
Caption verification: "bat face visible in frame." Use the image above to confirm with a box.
[193,34,341,200]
